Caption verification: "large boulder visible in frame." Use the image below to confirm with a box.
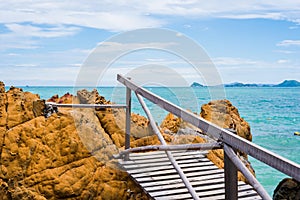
[0,86,147,199]
[47,92,75,104]
[201,99,252,141]
[76,88,154,148]
[6,87,40,129]
[77,89,108,105]
[273,178,300,200]
[201,99,255,182]
[160,99,255,182]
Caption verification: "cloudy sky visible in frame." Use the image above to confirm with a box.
[0,0,300,86]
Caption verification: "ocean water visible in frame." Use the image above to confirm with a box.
[7,85,300,196]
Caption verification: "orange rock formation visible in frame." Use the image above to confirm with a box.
[0,83,147,199]
[0,82,257,199]
[201,99,255,182]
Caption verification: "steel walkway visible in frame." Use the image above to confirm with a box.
[49,74,300,200]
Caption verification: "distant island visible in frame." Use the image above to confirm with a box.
[191,80,300,87]
[190,82,205,87]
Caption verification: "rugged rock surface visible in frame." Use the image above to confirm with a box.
[0,83,147,199]
[76,89,154,147]
[160,113,203,136]
[160,113,182,133]
[0,83,259,199]
[159,99,255,182]
[200,99,255,182]
[6,87,40,129]
[0,82,8,154]
[201,99,252,141]
[273,178,300,200]
[77,89,108,105]
[47,93,74,104]
[32,100,46,117]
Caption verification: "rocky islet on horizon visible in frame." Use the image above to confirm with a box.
[191,79,300,87]
[0,81,298,199]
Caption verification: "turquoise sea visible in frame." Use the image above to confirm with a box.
[8,85,300,196]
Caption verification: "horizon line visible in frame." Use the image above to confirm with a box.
[2,79,299,88]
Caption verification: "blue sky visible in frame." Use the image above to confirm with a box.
[0,1,300,86]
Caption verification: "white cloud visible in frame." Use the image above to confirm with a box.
[277,40,300,46]
[0,48,91,72]
[68,63,82,68]
[215,58,300,84]
[277,59,290,64]
[221,12,285,20]
[213,57,259,66]
[7,53,20,56]
[0,24,81,50]
[93,41,178,56]
[0,1,164,32]
[1,1,300,32]
[183,24,192,28]
[91,56,300,86]
[5,24,80,38]
[0,65,80,86]
[1,1,300,85]
[273,50,295,54]
[15,64,38,67]
[289,26,299,29]
[99,63,205,87]
[1,1,300,51]
[0,34,39,50]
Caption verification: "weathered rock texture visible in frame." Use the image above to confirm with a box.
[0,82,8,156]
[0,83,147,199]
[201,99,255,182]
[76,89,154,148]
[201,99,252,141]
[159,99,255,182]
[47,93,74,104]
[0,83,259,199]
[6,87,40,129]
[273,178,300,200]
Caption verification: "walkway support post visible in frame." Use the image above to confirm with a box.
[125,86,131,160]
[224,146,238,200]
[224,144,272,200]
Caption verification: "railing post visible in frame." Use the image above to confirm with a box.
[124,86,131,160]
[224,146,238,200]
[224,144,272,200]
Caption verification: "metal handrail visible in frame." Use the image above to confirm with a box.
[117,74,300,200]
[117,74,300,181]
[118,142,222,157]
[47,76,300,199]
[45,102,126,108]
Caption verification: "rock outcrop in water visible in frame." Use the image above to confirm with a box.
[0,82,257,199]
[159,99,255,182]
[273,178,300,199]
[201,100,255,182]
[47,93,75,104]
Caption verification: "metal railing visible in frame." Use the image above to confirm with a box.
[117,74,300,200]
[46,75,300,200]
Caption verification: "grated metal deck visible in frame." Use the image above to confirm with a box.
[118,150,262,200]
